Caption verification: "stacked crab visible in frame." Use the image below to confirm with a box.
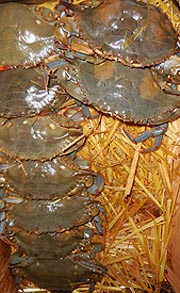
[0,1,107,292]
[0,0,180,292]
[51,0,180,153]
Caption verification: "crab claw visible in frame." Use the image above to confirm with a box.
[87,173,104,194]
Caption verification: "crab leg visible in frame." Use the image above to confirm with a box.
[124,123,168,153]
[87,173,104,194]
[93,203,107,235]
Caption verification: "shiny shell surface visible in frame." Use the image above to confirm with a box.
[2,158,95,198]
[58,0,178,66]
[11,196,101,232]
[0,67,69,117]
[0,2,56,67]
[58,59,180,125]
[0,115,85,160]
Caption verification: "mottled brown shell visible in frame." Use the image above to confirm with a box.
[0,2,57,67]
[14,227,91,258]
[11,255,106,292]
[2,158,95,199]
[0,115,85,160]
[58,0,178,67]
[58,60,180,126]
[11,196,101,233]
[0,67,69,117]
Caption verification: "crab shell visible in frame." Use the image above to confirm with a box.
[10,253,106,292]
[11,196,103,233]
[0,114,85,160]
[56,59,180,126]
[0,67,70,118]
[13,227,94,258]
[1,157,103,199]
[55,0,178,67]
[0,2,57,67]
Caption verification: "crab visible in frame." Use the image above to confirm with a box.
[0,157,104,199]
[8,196,105,234]
[54,0,178,67]
[0,2,58,68]
[48,58,180,152]
[0,113,86,160]
[10,250,107,292]
[0,64,91,123]
[0,66,71,118]
[13,226,95,259]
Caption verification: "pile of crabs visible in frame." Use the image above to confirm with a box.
[0,0,179,292]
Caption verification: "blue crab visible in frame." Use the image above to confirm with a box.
[10,250,107,292]
[13,226,95,259]
[8,196,105,234]
[0,113,86,160]
[0,2,57,67]
[54,0,178,67]
[0,1,104,69]
[0,66,70,117]
[48,58,180,151]
[0,157,104,199]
